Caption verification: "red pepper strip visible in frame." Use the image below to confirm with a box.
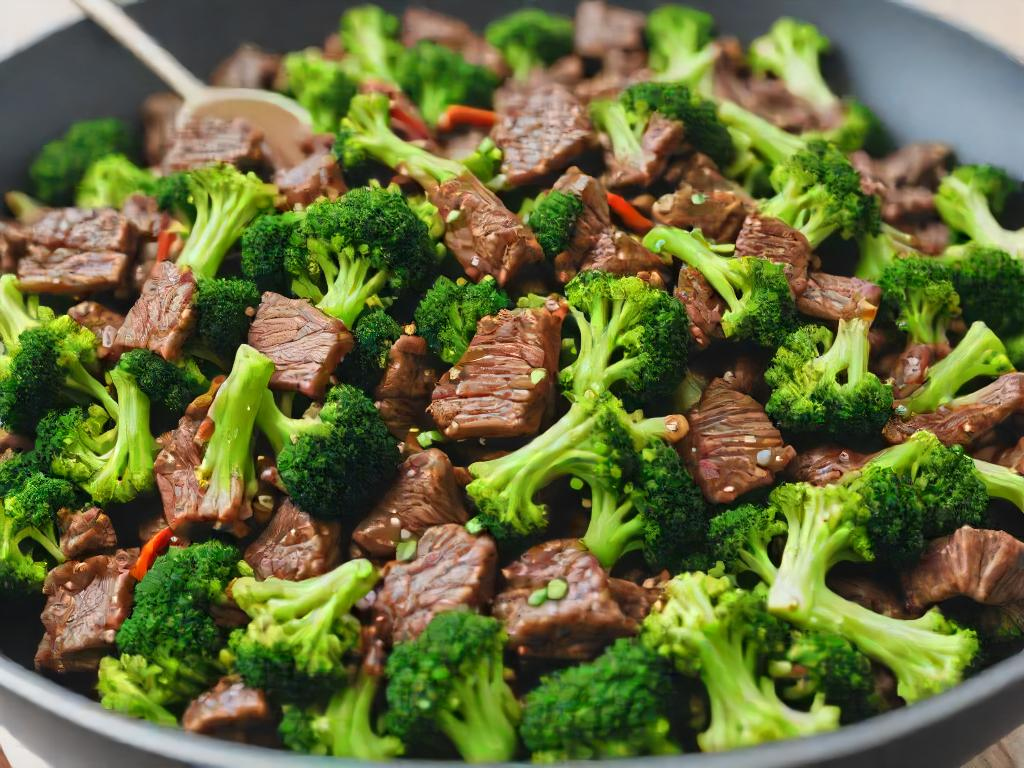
[155,228,177,263]
[437,105,499,132]
[130,526,175,581]
[606,192,654,234]
[390,103,432,143]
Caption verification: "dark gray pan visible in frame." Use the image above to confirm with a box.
[1,1,1023,766]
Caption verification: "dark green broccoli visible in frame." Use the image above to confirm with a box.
[116,349,208,418]
[878,257,960,346]
[229,558,379,701]
[396,42,499,127]
[854,223,921,282]
[644,225,798,347]
[521,638,680,760]
[338,5,404,85]
[413,275,511,364]
[29,118,134,205]
[192,277,261,365]
[0,273,44,351]
[707,502,786,584]
[935,165,1023,256]
[343,309,403,391]
[936,246,1024,341]
[0,471,73,596]
[153,171,196,223]
[385,612,520,762]
[75,154,155,208]
[484,9,574,81]
[645,5,716,94]
[526,191,584,260]
[240,210,305,294]
[282,49,358,133]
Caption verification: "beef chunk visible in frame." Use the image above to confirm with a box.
[903,527,1024,613]
[401,7,507,75]
[492,539,637,660]
[121,193,166,242]
[183,676,276,744]
[141,92,183,167]
[652,153,754,243]
[0,221,26,272]
[112,261,197,361]
[735,212,810,296]
[210,44,282,90]
[851,143,952,192]
[59,507,117,560]
[273,135,347,210]
[162,116,265,173]
[244,498,342,581]
[884,373,1024,447]
[993,438,1024,475]
[352,449,468,559]
[428,173,543,285]
[67,301,124,362]
[796,272,882,322]
[675,266,725,349]
[785,445,873,486]
[35,549,137,674]
[908,220,950,256]
[429,302,567,440]
[828,573,911,619]
[890,342,948,400]
[373,524,497,643]
[247,292,353,398]
[574,0,646,58]
[27,207,135,253]
[492,84,594,187]
[602,113,684,189]
[681,378,796,504]
[608,577,658,623]
[374,333,439,440]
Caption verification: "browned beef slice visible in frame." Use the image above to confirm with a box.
[17,246,131,296]
[652,153,754,244]
[581,231,670,286]
[735,212,810,296]
[492,539,637,660]
[994,438,1024,474]
[907,220,950,256]
[121,194,166,242]
[675,266,725,349]
[827,573,911,619]
[162,117,265,173]
[247,292,353,398]
[210,44,282,90]
[183,676,276,744]
[244,498,342,581]
[428,173,543,286]
[903,527,1024,612]
[603,113,685,189]
[681,378,796,504]
[26,207,135,253]
[0,221,26,272]
[59,507,117,560]
[401,7,507,75]
[575,51,649,103]
[373,524,497,644]
[785,445,873,486]
[67,301,124,362]
[890,342,949,400]
[273,135,347,210]
[352,449,468,559]
[375,333,439,439]
[141,92,183,167]
[112,261,197,361]
[35,549,137,673]
[429,303,567,440]
[884,373,1024,447]
[850,143,952,192]
[796,272,882,322]
[574,0,646,58]
[608,577,658,623]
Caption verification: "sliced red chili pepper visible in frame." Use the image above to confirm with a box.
[606,192,654,234]
[437,105,499,132]
[130,526,175,581]
[155,227,177,263]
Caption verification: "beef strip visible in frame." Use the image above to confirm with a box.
[491,84,594,187]
[890,342,949,399]
[182,676,276,744]
[373,524,497,644]
[428,173,543,285]
[429,302,567,440]
[884,373,1024,447]
[121,194,166,241]
[111,261,197,361]
[851,143,952,192]
[141,92,183,167]
[602,113,685,189]
[273,135,347,210]
[247,292,353,398]
[58,507,117,560]
[608,577,659,623]
[352,449,468,559]
[681,378,796,503]
[374,333,439,440]
[35,549,138,674]
[993,438,1024,475]
[785,445,873,486]
[734,212,810,296]
[675,266,725,349]
[67,301,124,362]
[162,116,265,173]
[575,50,649,103]
[210,44,282,90]
[401,7,507,75]
[492,539,637,660]
[796,272,882,322]
[0,221,26,273]
[244,498,342,581]
[827,572,911,619]
[120,195,166,292]
[908,220,950,255]
[652,153,754,243]
[903,527,1024,613]
[574,0,646,58]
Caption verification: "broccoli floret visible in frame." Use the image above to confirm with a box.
[96,654,182,727]
[386,612,520,762]
[0,471,72,596]
[414,276,512,364]
[457,137,506,187]
[526,191,584,260]
[192,277,261,365]
[972,457,1024,513]
[174,164,277,280]
[0,273,43,351]
[396,42,499,127]
[407,194,446,242]
[878,257,960,346]
[707,502,786,584]
[75,154,155,209]
[343,309,403,391]
[643,571,840,751]
[338,5,404,85]
[748,19,836,113]
[717,100,806,168]
[153,171,195,223]
[935,165,1023,256]
[853,223,920,282]
[29,118,134,205]
[521,638,680,760]
[240,210,305,294]
[645,225,798,347]
[895,321,1013,416]
[282,49,358,133]
[484,9,574,81]
[229,558,379,701]
[936,246,1024,340]
[645,5,716,94]
[117,349,208,418]
[256,383,400,520]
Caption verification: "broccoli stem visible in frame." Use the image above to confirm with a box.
[972,458,1024,512]
[581,483,642,568]
[562,294,648,398]
[254,390,329,455]
[814,316,871,388]
[854,226,917,282]
[0,275,39,349]
[436,657,520,762]
[64,359,119,420]
[328,671,403,759]
[935,175,1024,255]
[12,523,65,564]
[317,255,392,329]
[717,101,805,167]
[646,225,745,316]
[589,100,644,168]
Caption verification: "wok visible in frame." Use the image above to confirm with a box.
[1,1,1023,766]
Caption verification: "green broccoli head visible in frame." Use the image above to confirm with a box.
[117,349,208,418]
[484,9,574,81]
[749,18,836,111]
[645,5,716,94]
[396,42,499,127]
[707,502,786,584]
[75,154,155,209]
[527,191,584,261]
[0,471,73,596]
[935,165,1023,256]
[30,118,134,205]
[339,5,404,85]
[283,49,358,133]
[97,653,183,726]
[240,210,306,295]
[414,275,511,364]
[153,171,196,223]
[192,277,261,365]
[0,273,43,353]
[937,246,1024,339]
[343,308,403,391]
[878,257,960,346]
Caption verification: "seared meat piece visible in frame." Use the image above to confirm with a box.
[652,153,754,244]
[907,220,950,255]
[681,378,796,504]
[121,194,166,241]
[373,524,497,644]
[111,261,197,361]
[851,143,952,192]
[992,438,1024,475]
[0,221,26,272]
[884,373,1024,447]
[602,113,685,189]
[247,292,353,398]
[244,498,342,581]
[141,92,183,167]
[492,84,594,187]
[608,578,658,623]
[58,507,117,560]
[878,186,937,223]
[428,173,543,286]
[67,301,124,362]
[273,135,347,210]
[734,212,810,296]
[796,272,882,323]
[574,0,646,58]
[785,445,873,486]
[903,527,1024,612]
[352,449,468,559]
[827,573,911,619]
[429,302,567,440]
[492,539,637,660]
[890,342,948,399]
[675,266,725,349]
[35,549,138,674]
[210,44,282,90]
[401,7,507,75]
[183,676,276,744]
[575,50,649,103]
[374,333,439,440]
[162,116,265,173]
[580,231,670,287]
